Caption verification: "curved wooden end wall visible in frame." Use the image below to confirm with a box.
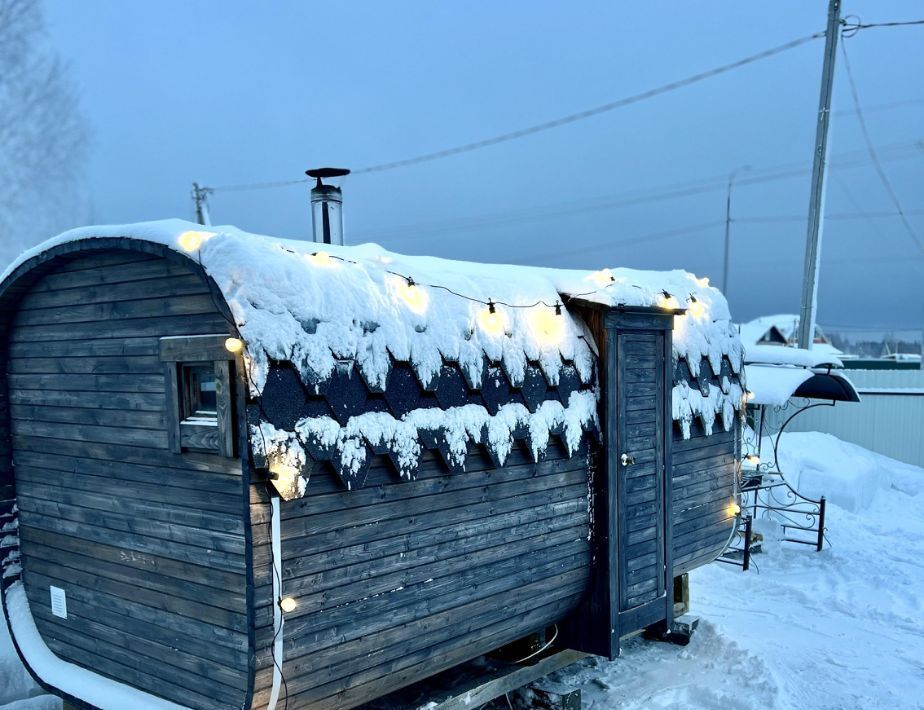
[671,422,738,575]
[249,440,592,710]
[4,249,249,709]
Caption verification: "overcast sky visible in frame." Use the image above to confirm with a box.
[43,1,924,334]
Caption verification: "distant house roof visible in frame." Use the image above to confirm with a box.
[739,313,844,361]
[4,220,745,495]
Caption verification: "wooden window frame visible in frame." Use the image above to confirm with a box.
[159,334,236,457]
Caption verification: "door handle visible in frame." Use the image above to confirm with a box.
[621,453,635,467]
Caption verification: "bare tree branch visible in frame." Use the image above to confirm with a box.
[0,0,90,265]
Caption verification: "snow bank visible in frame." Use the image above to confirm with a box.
[3,584,186,710]
[0,610,53,709]
[774,431,920,513]
[553,434,924,709]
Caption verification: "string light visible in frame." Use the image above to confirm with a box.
[744,454,760,466]
[307,250,337,267]
[393,275,429,314]
[744,390,756,402]
[586,268,618,288]
[268,461,301,501]
[530,302,566,345]
[279,597,297,613]
[727,501,742,517]
[687,294,707,320]
[658,290,680,310]
[177,230,216,252]
[476,300,507,337]
[224,337,244,354]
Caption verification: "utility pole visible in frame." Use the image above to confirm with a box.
[722,165,750,297]
[797,0,842,349]
[191,182,213,226]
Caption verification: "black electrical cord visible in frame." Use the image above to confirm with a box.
[206,31,824,193]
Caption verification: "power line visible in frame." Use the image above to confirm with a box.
[349,142,924,243]
[832,97,924,117]
[206,32,823,193]
[521,220,727,264]
[851,19,924,31]
[209,176,309,193]
[734,208,924,224]
[349,33,823,176]
[840,40,924,255]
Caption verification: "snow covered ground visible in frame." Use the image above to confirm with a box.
[2,432,922,709]
[554,432,924,709]
[0,615,58,710]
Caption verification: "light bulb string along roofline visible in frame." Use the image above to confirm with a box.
[290,243,707,319]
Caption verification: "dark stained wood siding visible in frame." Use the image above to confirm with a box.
[6,250,249,709]
[249,441,591,710]
[671,422,737,575]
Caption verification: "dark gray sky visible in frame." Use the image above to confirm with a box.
[44,1,924,333]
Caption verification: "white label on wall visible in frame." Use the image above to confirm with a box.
[49,586,67,619]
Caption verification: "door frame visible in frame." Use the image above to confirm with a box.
[608,314,674,635]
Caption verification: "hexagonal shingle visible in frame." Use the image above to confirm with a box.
[519,365,548,413]
[435,364,468,410]
[324,363,369,425]
[384,364,424,417]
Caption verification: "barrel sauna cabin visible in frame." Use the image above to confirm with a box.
[0,221,745,709]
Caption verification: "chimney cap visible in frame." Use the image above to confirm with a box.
[306,167,351,180]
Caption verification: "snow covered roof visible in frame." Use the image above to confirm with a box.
[746,343,843,369]
[738,314,843,356]
[3,219,746,496]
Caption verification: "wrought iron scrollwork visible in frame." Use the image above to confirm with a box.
[722,397,835,568]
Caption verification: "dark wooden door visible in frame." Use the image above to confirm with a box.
[615,329,672,632]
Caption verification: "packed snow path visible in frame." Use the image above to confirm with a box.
[554,433,924,709]
[2,433,922,709]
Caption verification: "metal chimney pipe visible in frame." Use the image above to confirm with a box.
[306,167,350,245]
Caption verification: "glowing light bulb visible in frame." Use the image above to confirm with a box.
[586,269,617,288]
[745,454,760,466]
[658,290,680,310]
[477,301,507,337]
[744,390,756,402]
[687,295,707,321]
[394,276,429,314]
[307,251,336,267]
[224,337,244,354]
[279,597,297,613]
[269,461,302,501]
[530,304,565,346]
[177,230,216,252]
[727,501,742,517]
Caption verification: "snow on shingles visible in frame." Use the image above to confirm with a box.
[259,391,600,494]
[7,220,745,492]
[4,219,742,393]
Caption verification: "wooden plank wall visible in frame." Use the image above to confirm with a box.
[671,422,737,575]
[6,250,249,709]
[249,440,592,710]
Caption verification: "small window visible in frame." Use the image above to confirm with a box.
[160,335,237,457]
[181,364,218,421]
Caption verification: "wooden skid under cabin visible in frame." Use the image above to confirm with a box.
[0,225,744,709]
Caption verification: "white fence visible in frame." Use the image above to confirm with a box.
[784,369,924,468]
